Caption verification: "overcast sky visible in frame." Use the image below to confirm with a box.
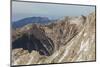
[12,1,95,22]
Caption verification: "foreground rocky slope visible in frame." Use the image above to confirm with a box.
[12,12,96,65]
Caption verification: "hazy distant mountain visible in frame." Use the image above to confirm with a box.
[12,17,51,28]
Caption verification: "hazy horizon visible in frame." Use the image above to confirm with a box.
[12,1,95,22]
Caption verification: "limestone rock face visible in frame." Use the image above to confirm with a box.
[12,12,96,65]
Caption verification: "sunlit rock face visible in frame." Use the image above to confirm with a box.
[12,12,96,65]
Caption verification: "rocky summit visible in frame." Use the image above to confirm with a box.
[12,12,96,65]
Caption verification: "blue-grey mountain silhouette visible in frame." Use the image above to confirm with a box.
[12,17,51,28]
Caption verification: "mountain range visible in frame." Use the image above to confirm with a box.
[12,17,52,28]
[12,12,96,65]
